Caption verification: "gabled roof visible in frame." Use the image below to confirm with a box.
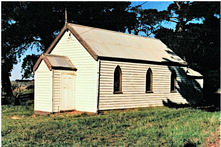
[33,53,77,71]
[45,23,187,66]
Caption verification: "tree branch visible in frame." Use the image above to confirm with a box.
[168,17,179,19]
[174,1,181,10]
[168,19,179,23]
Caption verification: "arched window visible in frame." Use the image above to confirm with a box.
[114,65,122,94]
[146,68,153,93]
[171,70,177,92]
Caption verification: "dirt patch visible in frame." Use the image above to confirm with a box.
[204,126,220,147]
[11,115,22,119]
[10,110,95,120]
[31,114,37,118]
[11,115,25,119]
[34,110,96,117]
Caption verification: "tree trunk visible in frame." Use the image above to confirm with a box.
[1,63,13,97]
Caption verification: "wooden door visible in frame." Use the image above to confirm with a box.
[61,74,75,110]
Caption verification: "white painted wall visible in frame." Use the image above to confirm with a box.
[51,31,98,113]
[34,61,52,112]
[99,60,188,110]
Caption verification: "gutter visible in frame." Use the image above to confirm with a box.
[97,56,188,67]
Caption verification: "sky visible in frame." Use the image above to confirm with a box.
[131,1,173,11]
[9,1,176,81]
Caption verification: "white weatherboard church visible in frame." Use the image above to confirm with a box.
[33,23,203,113]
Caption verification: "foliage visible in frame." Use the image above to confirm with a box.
[2,1,136,97]
[21,54,39,79]
[130,7,168,36]
[153,2,220,93]
[2,2,41,96]
[11,83,19,91]
[2,1,219,103]
[1,106,220,146]
[129,1,220,94]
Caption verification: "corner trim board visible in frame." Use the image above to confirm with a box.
[96,59,101,114]
[52,69,54,112]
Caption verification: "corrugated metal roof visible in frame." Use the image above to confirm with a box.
[68,23,187,65]
[43,54,76,70]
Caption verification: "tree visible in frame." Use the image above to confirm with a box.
[2,2,33,97]
[2,2,137,97]
[21,54,40,79]
[153,1,220,93]
[130,6,168,36]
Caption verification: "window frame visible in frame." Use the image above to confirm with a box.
[113,65,123,94]
[170,70,177,93]
[146,68,153,93]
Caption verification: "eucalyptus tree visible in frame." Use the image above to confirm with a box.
[154,1,220,93]
[2,2,137,98]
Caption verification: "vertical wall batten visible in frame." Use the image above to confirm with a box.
[96,59,101,113]
[52,69,54,113]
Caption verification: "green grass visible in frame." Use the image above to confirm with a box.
[1,105,220,146]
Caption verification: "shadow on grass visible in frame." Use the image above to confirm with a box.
[184,141,197,147]
[163,98,220,112]
[163,99,191,109]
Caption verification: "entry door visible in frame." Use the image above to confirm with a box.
[61,74,75,110]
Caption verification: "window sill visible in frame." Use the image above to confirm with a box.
[113,91,123,94]
[146,91,153,93]
[170,90,177,93]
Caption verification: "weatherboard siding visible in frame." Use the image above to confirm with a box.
[98,60,188,110]
[34,61,52,112]
[53,70,61,112]
[51,31,98,113]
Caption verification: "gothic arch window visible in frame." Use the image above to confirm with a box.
[114,65,122,94]
[146,68,153,93]
[171,70,177,93]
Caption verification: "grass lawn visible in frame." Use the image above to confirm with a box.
[1,104,220,146]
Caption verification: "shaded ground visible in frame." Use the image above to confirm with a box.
[163,98,220,112]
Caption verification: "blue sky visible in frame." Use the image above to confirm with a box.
[131,1,173,11]
[10,1,176,81]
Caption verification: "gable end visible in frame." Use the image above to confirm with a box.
[45,23,98,61]
[33,54,53,71]
[33,53,77,71]
[66,23,98,60]
[46,24,67,54]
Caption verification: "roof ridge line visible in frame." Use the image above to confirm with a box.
[67,23,159,41]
